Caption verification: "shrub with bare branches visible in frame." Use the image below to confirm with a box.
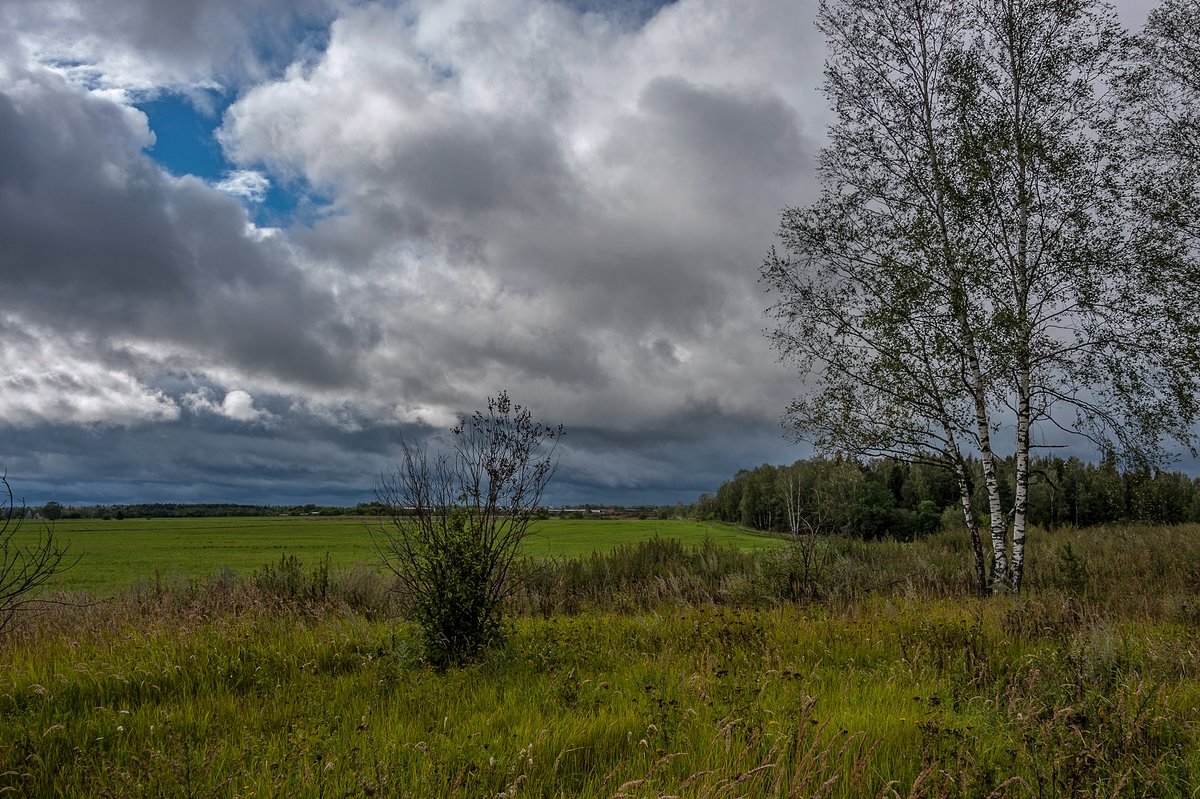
[374,392,562,668]
[1,471,73,636]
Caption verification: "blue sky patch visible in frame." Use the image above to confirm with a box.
[138,91,231,181]
[138,91,330,228]
[257,178,336,230]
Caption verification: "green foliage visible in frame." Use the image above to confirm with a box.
[252,553,332,609]
[516,537,764,614]
[1052,542,1089,596]
[912,501,942,538]
[850,481,899,540]
[1126,0,1200,241]
[705,454,1200,541]
[764,537,834,602]
[407,512,507,669]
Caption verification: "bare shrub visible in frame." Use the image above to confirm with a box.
[374,391,562,668]
[0,471,74,636]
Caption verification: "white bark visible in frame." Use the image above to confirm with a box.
[1011,366,1031,592]
[999,0,1033,595]
[782,473,803,538]
[949,444,988,594]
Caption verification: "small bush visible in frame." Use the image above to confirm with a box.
[375,392,562,668]
[1053,542,1089,596]
[252,553,332,608]
[409,513,507,667]
[0,472,75,636]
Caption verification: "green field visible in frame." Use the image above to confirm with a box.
[25,517,784,595]
[4,524,1200,795]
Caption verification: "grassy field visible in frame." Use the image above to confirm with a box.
[3,589,1198,796]
[0,603,973,797]
[3,523,1200,796]
[20,517,784,595]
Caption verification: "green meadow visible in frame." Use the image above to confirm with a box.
[24,517,783,595]
[4,523,1200,796]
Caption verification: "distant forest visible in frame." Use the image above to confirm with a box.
[36,502,391,520]
[697,455,1200,539]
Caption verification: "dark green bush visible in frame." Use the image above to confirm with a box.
[408,515,506,669]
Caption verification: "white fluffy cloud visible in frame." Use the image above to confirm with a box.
[1,0,338,93]
[217,0,824,431]
[183,388,276,424]
[0,325,179,428]
[214,169,270,202]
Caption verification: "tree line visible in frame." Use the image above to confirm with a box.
[33,502,393,520]
[698,455,1200,539]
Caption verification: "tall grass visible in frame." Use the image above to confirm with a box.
[3,523,1200,796]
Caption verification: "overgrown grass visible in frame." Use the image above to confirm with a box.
[3,523,1200,796]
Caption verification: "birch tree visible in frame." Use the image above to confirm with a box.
[762,0,1200,595]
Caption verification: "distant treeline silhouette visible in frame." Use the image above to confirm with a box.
[698,454,1200,539]
[46,502,391,520]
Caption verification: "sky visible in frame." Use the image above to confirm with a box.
[0,0,1160,507]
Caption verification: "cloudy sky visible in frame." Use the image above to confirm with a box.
[0,0,1159,506]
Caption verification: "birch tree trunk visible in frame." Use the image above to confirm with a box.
[1011,364,1031,592]
[1002,0,1032,594]
[950,446,988,595]
[975,392,1008,593]
[782,472,803,538]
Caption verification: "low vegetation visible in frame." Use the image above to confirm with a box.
[3,522,1200,796]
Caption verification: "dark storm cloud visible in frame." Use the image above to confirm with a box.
[1,394,800,507]
[1,420,387,506]
[634,75,809,188]
[387,118,575,218]
[556,405,804,503]
[0,65,365,388]
[472,327,605,388]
